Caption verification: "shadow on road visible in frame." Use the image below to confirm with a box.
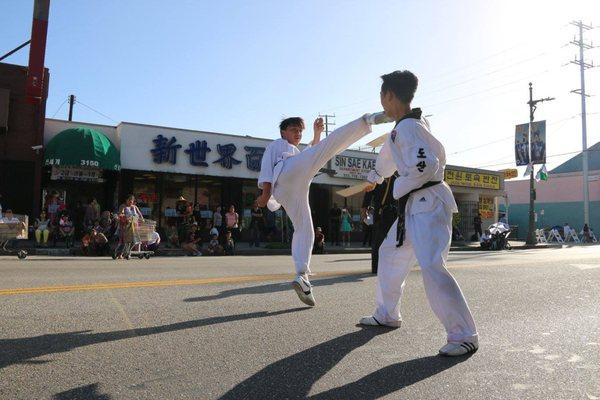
[219,326,471,399]
[53,383,111,400]
[183,272,372,303]
[0,308,309,370]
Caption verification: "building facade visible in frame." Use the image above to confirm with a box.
[42,118,505,241]
[505,142,600,239]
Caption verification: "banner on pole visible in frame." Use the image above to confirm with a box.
[530,120,546,165]
[515,123,530,166]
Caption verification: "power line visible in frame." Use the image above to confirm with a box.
[75,100,117,123]
[50,97,68,118]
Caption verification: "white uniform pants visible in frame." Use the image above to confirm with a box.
[274,117,371,275]
[374,199,478,343]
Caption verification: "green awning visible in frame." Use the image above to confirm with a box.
[44,127,120,171]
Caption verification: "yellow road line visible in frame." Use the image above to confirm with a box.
[0,270,368,296]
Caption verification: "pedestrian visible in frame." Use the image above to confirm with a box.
[255,111,391,306]
[362,173,398,274]
[249,201,264,247]
[473,213,483,241]
[341,208,353,246]
[358,70,478,357]
[225,205,240,241]
[213,206,223,236]
[329,203,342,246]
[361,206,374,247]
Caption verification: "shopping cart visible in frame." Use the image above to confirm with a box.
[0,214,29,259]
[113,217,155,260]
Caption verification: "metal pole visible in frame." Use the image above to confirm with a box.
[527,83,536,245]
[68,94,75,121]
[578,23,590,226]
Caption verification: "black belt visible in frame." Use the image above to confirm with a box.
[396,181,442,247]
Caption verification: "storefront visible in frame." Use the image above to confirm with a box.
[43,118,505,242]
[41,125,121,224]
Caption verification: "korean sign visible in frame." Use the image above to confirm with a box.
[444,169,501,190]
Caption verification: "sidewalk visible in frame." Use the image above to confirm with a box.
[9,239,588,257]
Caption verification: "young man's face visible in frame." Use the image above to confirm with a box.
[281,124,304,146]
[380,89,395,117]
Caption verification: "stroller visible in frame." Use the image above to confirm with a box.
[487,222,512,250]
[0,214,29,259]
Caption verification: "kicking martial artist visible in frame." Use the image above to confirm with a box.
[358,70,479,357]
[256,113,391,306]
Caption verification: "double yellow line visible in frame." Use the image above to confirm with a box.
[0,270,368,296]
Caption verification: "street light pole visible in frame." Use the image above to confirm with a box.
[526,82,554,245]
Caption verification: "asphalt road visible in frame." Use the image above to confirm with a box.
[0,247,599,399]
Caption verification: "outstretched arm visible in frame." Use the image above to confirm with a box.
[311,117,324,146]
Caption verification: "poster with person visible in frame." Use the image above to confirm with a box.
[514,123,530,166]
[530,120,546,165]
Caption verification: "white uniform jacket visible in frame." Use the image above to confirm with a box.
[367,112,458,214]
[258,138,309,211]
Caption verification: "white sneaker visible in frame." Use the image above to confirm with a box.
[358,315,401,328]
[363,112,394,125]
[292,275,315,307]
[438,341,478,357]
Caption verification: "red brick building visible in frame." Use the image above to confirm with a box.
[0,62,49,216]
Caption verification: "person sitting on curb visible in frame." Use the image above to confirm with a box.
[147,225,161,253]
[203,233,223,256]
[182,223,202,256]
[223,230,235,256]
[58,213,75,248]
[313,227,325,254]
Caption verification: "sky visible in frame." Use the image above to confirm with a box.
[2,0,600,177]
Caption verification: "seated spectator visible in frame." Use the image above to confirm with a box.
[203,233,223,256]
[223,230,235,255]
[81,229,93,256]
[147,225,161,253]
[313,227,325,254]
[583,223,591,243]
[182,223,201,256]
[91,228,109,256]
[58,214,75,247]
[34,210,51,247]
[166,223,179,248]
[480,229,492,250]
[0,209,20,223]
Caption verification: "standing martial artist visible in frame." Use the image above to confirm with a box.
[359,70,479,357]
[256,113,391,306]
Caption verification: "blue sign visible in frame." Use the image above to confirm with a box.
[151,135,182,165]
[185,140,211,167]
[213,143,242,169]
[244,146,265,172]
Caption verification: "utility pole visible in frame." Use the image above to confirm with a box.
[68,94,75,121]
[318,113,336,172]
[318,113,336,137]
[526,83,555,245]
[569,20,594,227]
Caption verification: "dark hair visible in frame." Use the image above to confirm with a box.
[279,117,305,133]
[381,70,419,104]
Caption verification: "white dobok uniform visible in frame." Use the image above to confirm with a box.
[258,117,371,275]
[367,110,478,344]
